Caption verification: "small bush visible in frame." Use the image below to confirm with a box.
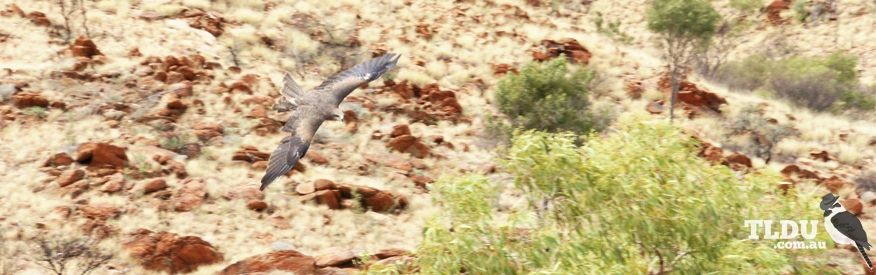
[373,117,835,274]
[855,170,876,193]
[729,0,764,14]
[32,237,112,275]
[494,57,600,135]
[725,105,798,163]
[711,54,771,91]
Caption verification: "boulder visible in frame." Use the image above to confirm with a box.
[12,92,49,108]
[58,169,85,187]
[44,152,74,167]
[142,178,168,194]
[123,229,223,274]
[70,36,102,58]
[220,250,316,275]
[173,178,207,212]
[75,143,128,170]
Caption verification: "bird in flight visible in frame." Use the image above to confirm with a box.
[260,53,401,190]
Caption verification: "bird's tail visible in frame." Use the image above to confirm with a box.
[856,242,873,269]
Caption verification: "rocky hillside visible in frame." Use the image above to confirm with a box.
[0,0,875,274]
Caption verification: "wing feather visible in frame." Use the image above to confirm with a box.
[314,53,400,105]
[261,108,325,190]
[832,212,871,245]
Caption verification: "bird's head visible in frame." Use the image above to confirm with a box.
[824,201,846,217]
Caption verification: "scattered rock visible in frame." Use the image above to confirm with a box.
[123,229,223,274]
[295,182,316,195]
[697,142,724,164]
[193,122,224,141]
[387,132,430,159]
[142,179,168,194]
[307,150,329,165]
[658,74,726,115]
[646,101,664,114]
[810,150,832,162]
[173,178,207,212]
[75,143,128,170]
[220,250,315,275]
[43,152,74,167]
[70,36,102,59]
[766,0,792,25]
[58,169,85,187]
[182,9,226,37]
[492,63,517,75]
[315,249,357,268]
[722,152,752,171]
[12,92,49,108]
[232,146,270,163]
[223,186,265,201]
[247,200,268,212]
[100,173,125,193]
[313,179,336,191]
[532,38,591,64]
[27,11,49,26]
[78,204,121,221]
[822,176,846,192]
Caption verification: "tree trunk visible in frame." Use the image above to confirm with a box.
[669,65,680,123]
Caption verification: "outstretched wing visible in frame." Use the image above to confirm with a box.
[260,107,325,190]
[313,53,400,106]
[832,212,871,247]
[275,73,305,112]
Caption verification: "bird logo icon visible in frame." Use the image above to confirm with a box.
[821,193,873,269]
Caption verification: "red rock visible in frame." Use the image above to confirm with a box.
[315,249,356,268]
[387,135,430,158]
[12,92,49,108]
[306,150,329,165]
[223,186,264,201]
[722,152,752,171]
[698,142,723,164]
[58,169,85,187]
[232,146,270,163]
[533,38,591,64]
[173,178,207,212]
[193,122,224,141]
[766,0,792,25]
[78,204,120,220]
[410,174,434,188]
[75,143,128,170]
[247,200,268,212]
[843,198,863,215]
[219,250,315,275]
[315,190,342,209]
[43,152,74,167]
[27,11,49,26]
[123,229,223,273]
[143,179,167,194]
[166,98,187,110]
[626,80,644,99]
[101,174,125,193]
[313,179,336,191]
[372,248,410,259]
[810,150,832,162]
[70,36,102,58]
[823,176,846,192]
[363,192,398,212]
[492,63,517,75]
[780,164,800,176]
[295,182,316,195]
[389,124,411,138]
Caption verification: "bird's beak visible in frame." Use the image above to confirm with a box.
[823,209,832,217]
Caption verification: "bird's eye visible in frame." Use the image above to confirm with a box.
[834,203,841,208]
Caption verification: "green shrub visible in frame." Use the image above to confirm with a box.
[494,57,600,135]
[730,0,764,14]
[371,117,836,274]
[712,53,874,112]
